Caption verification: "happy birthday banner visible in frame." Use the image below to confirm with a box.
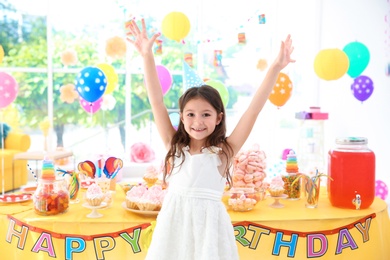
[4,213,376,259]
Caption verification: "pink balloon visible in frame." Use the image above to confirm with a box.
[375,180,388,200]
[79,97,102,114]
[0,72,18,108]
[156,65,172,95]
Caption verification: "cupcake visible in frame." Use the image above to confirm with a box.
[143,165,159,187]
[268,176,285,197]
[126,185,147,209]
[85,183,105,206]
[137,185,166,211]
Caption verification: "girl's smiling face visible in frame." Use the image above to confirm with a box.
[181,97,222,143]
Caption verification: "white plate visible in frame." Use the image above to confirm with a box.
[121,202,159,217]
[0,194,32,204]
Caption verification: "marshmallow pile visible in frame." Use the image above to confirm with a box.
[232,146,269,191]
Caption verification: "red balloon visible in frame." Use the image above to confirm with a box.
[0,72,18,108]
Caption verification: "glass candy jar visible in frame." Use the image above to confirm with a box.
[328,137,375,209]
[33,178,70,216]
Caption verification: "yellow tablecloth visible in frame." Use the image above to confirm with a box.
[1,186,390,260]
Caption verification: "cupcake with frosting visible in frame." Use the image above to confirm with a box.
[137,185,166,211]
[85,183,105,206]
[143,165,159,187]
[268,175,285,197]
[126,184,147,209]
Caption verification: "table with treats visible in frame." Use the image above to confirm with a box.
[1,184,389,260]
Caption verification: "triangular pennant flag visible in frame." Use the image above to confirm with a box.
[183,60,205,90]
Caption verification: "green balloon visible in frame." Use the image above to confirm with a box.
[206,80,229,107]
[343,42,370,78]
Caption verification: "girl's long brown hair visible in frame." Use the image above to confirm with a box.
[162,85,234,187]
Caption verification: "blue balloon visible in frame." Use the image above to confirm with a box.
[75,66,107,103]
[169,112,180,127]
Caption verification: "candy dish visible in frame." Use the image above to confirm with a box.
[0,194,32,204]
[269,194,288,208]
[82,202,107,218]
[122,202,159,217]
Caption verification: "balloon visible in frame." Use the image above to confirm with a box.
[162,12,191,42]
[268,72,292,108]
[97,63,118,95]
[343,42,370,78]
[375,180,388,200]
[156,65,172,95]
[79,97,102,114]
[101,94,116,111]
[314,49,349,80]
[75,66,107,103]
[169,112,180,128]
[350,75,374,102]
[206,80,229,107]
[0,72,18,108]
[0,45,4,64]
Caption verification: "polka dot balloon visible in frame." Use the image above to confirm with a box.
[375,180,388,200]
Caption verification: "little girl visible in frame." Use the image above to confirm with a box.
[127,18,295,260]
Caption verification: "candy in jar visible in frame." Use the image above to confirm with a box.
[327,137,375,209]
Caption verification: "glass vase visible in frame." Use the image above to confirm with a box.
[304,177,321,208]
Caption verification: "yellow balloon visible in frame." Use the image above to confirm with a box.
[314,49,349,81]
[162,12,191,42]
[0,45,4,64]
[97,63,118,95]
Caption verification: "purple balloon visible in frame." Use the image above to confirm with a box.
[79,97,102,114]
[350,75,373,102]
[156,65,172,95]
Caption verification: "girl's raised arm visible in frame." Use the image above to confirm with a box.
[227,35,295,156]
[127,19,176,150]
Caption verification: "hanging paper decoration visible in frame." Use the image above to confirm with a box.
[154,39,163,55]
[79,97,103,114]
[105,36,127,60]
[96,63,118,95]
[162,12,191,42]
[350,75,374,102]
[60,83,79,104]
[268,72,293,108]
[258,14,266,24]
[183,61,205,89]
[238,32,246,44]
[343,41,370,78]
[60,49,78,66]
[206,79,229,107]
[184,52,193,67]
[214,50,223,67]
[75,66,107,103]
[156,65,172,95]
[0,45,4,64]
[0,72,18,108]
[314,49,349,81]
[257,59,268,71]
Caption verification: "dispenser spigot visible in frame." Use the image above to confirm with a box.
[352,193,361,210]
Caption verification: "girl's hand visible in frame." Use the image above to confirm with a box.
[126,18,160,56]
[274,34,296,70]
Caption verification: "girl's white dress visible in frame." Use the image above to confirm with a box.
[145,146,239,260]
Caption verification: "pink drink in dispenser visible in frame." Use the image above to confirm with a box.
[327,137,375,209]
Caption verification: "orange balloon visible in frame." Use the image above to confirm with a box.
[268,72,292,108]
